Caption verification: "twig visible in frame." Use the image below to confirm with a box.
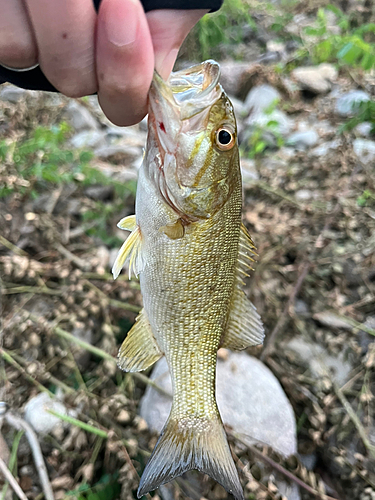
[333,382,375,460]
[46,409,108,439]
[233,434,339,500]
[0,457,28,500]
[28,315,171,398]
[261,261,311,360]
[2,286,63,296]
[4,412,54,500]
[0,236,28,257]
[1,349,54,397]
[54,242,89,270]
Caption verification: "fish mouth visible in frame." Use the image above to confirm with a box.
[149,60,222,154]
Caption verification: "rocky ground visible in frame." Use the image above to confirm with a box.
[1,2,375,500]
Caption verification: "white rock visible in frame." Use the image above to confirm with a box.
[65,100,99,131]
[140,352,297,457]
[0,85,28,103]
[70,130,106,149]
[335,90,370,117]
[246,108,293,138]
[287,130,319,150]
[287,337,352,385]
[355,122,373,138]
[353,139,375,164]
[295,189,313,201]
[311,139,340,157]
[244,84,281,115]
[241,158,259,185]
[94,144,141,160]
[24,393,67,434]
[292,64,338,94]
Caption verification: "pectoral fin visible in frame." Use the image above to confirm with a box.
[112,215,143,280]
[118,309,163,372]
[221,289,264,350]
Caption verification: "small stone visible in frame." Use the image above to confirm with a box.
[241,157,259,186]
[291,64,338,94]
[94,144,141,161]
[70,130,106,149]
[287,337,352,385]
[244,84,281,115]
[335,90,370,117]
[51,475,74,490]
[84,185,113,201]
[353,139,375,165]
[287,130,319,150]
[0,85,27,103]
[311,139,340,157]
[219,61,255,97]
[355,122,373,138]
[65,100,99,131]
[24,393,68,434]
[313,311,352,329]
[117,409,131,424]
[295,189,313,201]
[140,353,297,457]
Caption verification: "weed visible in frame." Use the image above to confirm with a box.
[339,100,375,134]
[357,190,375,207]
[192,0,257,60]
[301,6,375,70]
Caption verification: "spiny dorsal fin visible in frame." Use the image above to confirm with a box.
[220,223,264,350]
[112,215,144,280]
[118,309,163,372]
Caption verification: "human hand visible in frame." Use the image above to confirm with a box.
[0,0,207,125]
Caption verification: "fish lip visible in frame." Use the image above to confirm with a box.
[148,61,222,155]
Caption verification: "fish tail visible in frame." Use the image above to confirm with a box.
[137,412,244,500]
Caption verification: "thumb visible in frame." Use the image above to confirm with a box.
[146,9,208,80]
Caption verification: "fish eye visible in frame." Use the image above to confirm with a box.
[215,127,235,151]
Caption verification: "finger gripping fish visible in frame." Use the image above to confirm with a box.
[113,60,264,500]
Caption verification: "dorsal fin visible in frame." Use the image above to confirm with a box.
[221,223,264,350]
[112,215,144,280]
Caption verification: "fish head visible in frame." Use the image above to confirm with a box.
[148,60,240,220]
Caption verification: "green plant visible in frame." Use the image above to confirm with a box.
[339,100,375,134]
[302,6,375,70]
[65,473,121,500]
[193,0,257,60]
[241,99,285,158]
[357,190,375,207]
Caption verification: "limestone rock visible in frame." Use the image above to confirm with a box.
[24,393,68,434]
[335,90,370,117]
[65,100,99,131]
[353,139,375,165]
[291,64,338,94]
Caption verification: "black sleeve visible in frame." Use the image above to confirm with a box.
[0,0,222,93]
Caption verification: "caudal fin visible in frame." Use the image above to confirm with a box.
[137,414,244,500]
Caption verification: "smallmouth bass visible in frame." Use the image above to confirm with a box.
[113,60,264,500]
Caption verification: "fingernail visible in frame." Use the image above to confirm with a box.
[105,0,139,47]
[154,48,179,80]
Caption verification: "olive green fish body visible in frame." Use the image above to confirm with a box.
[113,61,264,500]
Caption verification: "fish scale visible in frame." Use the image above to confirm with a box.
[112,60,265,500]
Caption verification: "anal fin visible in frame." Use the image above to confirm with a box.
[221,289,264,350]
[118,309,163,372]
[112,215,143,280]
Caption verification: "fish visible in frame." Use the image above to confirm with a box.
[112,60,264,500]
